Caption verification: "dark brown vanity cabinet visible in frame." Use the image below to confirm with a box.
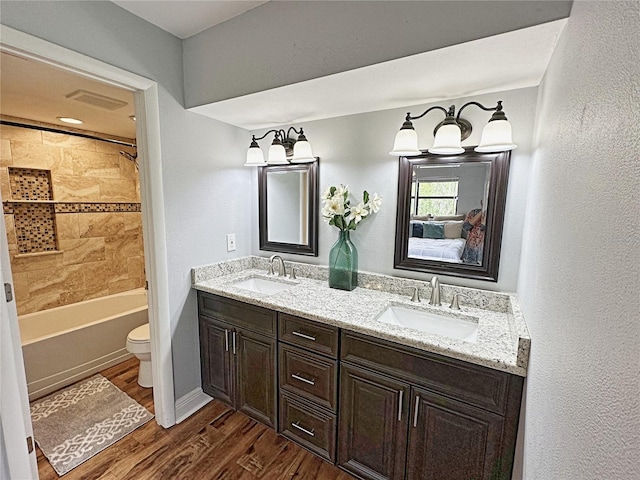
[198,292,277,429]
[338,331,523,480]
[405,386,504,480]
[197,292,524,480]
[278,314,340,463]
[338,364,410,479]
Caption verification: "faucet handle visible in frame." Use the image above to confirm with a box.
[289,267,297,280]
[449,293,467,310]
[267,263,275,275]
[410,286,421,302]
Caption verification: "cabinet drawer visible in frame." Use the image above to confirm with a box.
[279,344,338,411]
[198,292,276,337]
[341,331,510,415]
[279,314,339,358]
[279,393,337,463]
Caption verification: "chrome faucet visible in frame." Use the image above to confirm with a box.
[269,255,286,277]
[429,276,441,306]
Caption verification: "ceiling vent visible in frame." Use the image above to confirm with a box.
[66,89,128,110]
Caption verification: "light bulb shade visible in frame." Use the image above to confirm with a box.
[428,123,464,155]
[475,119,517,152]
[291,140,315,163]
[389,128,420,156]
[245,146,266,166]
[267,143,288,164]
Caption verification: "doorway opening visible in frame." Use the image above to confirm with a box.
[0,26,174,451]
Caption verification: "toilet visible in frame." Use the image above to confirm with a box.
[126,323,152,388]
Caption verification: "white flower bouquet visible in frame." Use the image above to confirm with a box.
[321,184,382,231]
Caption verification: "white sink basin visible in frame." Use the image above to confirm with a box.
[376,306,478,342]
[232,277,294,295]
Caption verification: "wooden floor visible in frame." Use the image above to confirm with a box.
[35,358,354,479]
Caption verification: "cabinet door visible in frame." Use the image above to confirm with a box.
[337,364,409,480]
[407,386,505,480]
[235,328,277,429]
[199,316,234,406]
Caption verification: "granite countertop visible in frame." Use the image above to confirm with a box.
[192,257,530,377]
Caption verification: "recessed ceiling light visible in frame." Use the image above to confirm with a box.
[57,117,83,125]
[129,115,136,122]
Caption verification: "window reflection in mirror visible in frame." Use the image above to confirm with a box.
[259,161,319,256]
[395,149,510,282]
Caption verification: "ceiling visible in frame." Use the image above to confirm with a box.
[112,0,269,39]
[0,52,136,139]
[0,3,567,139]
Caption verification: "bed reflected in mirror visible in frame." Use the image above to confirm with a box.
[395,148,511,282]
[259,161,319,256]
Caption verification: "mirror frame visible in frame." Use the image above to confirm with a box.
[258,160,319,256]
[394,147,511,282]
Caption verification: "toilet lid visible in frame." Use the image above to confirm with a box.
[128,323,150,343]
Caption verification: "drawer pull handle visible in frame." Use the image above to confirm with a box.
[232,331,237,355]
[292,331,316,341]
[413,395,420,428]
[291,373,316,386]
[397,389,404,421]
[291,422,315,437]
[224,329,229,352]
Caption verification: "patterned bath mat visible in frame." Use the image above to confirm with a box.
[30,374,154,476]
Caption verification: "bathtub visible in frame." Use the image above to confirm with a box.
[20,288,148,400]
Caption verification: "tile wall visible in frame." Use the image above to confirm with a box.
[0,115,145,315]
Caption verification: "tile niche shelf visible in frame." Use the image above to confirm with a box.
[4,167,142,257]
[7,167,59,255]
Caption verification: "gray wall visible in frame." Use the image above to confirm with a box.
[517,1,640,478]
[0,423,9,480]
[252,87,538,292]
[0,1,252,400]
[184,1,572,106]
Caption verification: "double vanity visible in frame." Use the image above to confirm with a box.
[192,256,530,480]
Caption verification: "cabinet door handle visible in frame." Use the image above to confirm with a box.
[413,395,420,428]
[397,389,404,421]
[292,331,316,341]
[291,422,315,437]
[291,373,315,386]
[232,331,237,355]
[224,329,229,352]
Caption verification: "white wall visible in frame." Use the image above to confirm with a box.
[0,1,252,400]
[183,1,571,106]
[252,87,538,292]
[518,1,640,479]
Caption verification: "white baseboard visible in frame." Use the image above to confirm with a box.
[175,387,212,424]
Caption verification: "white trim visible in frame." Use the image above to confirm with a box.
[1,214,38,480]
[0,25,176,427]
[175,388,213,424]
[134,85,175,427]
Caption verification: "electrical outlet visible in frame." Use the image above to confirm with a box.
[226,233,236,252]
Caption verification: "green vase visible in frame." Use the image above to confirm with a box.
[329,230,358,291]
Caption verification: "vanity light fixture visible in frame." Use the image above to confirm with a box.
[245,127,315,166]
[389,101,517,156]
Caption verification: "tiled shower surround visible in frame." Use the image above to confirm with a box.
[0,116,145,315]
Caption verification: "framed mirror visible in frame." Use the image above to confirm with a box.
[259,161,319,256]
[394,148,511,281]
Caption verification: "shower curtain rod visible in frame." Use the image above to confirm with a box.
[0,120,137,148]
